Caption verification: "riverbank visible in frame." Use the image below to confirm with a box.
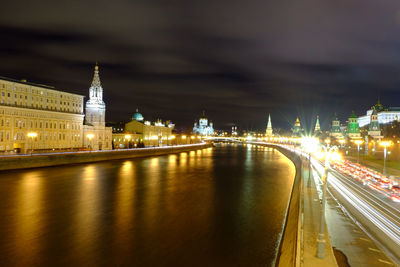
[0,143,212,171]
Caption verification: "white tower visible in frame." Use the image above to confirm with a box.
[85,63,106,127]
[266,113,273,137]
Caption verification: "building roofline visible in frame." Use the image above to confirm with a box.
[0,75,85,97]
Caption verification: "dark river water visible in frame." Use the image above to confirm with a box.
[0,143,295,266]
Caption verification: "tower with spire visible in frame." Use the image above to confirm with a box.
[347,111,361,140]
[85,63,106,127]
[266,114,273,137]
[330,113,343,138]
[83,64,112,150]
[314,116,322,135]
[368,107,382,138]
[292,117,302,137]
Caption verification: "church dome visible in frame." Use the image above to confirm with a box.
[132,109,144,121]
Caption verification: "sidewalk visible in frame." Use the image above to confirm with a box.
[301,159,338,266]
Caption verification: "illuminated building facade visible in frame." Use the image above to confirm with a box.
[82,64,112,150]
[0,76,84,152]
[113,109,175,147]
[193,111,214,136]
[358,100,400,127]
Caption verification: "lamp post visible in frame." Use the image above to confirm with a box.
[379,141,392,175]
[354,139,364,164]
[300,137,319,188]
[124,134,131,149]
[338,139,345,148]
[317,143,341,259]
[27,132,37,155]
[87,134,94,151]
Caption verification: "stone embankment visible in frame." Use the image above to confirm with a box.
[250,142,337,267]
[0,143,212,171]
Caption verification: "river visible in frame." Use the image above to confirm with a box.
[0,143,295,266]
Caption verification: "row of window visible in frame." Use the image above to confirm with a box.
[1,91,82,107]
[0,131,82,142]
[0,100,81,113]
[0,83,82,101]
[1,118,81,130]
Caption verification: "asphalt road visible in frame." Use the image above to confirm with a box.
[311,158,400,264]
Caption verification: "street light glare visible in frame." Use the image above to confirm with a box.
[301,137,319,153]
[354,140,363,145]
[379,141,392,147]
[329,151,342,162]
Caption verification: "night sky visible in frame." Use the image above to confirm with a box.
[1,0,400,131]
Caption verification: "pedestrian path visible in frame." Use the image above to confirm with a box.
[301,159,338,266]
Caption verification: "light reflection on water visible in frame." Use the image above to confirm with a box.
[0,143,295,266]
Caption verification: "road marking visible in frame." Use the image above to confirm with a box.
[359,237,371,242]
[378,259,394,265]
[352,229,362,233]
[368,247,382,253]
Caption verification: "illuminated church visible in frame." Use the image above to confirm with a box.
[193,111,214,136]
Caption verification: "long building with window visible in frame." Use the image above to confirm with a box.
[0,64,112,153]
[0,76,85,152]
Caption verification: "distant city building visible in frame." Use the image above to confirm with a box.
[231,126,238,136]
[266,114,273,137]
[368,107,382,138]
[330,113,343,139]
[314,115,322,135]
[193,111,214,136]
[358,100,400,127]
[112,109,175,148]
[347,111,361,140]
[292,117,302,137]
[82,64,112,150]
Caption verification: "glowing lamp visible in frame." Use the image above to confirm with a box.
[354,140,363,145]
[27,132,37,138]
[300,137,319,153]
[379,141,392,148]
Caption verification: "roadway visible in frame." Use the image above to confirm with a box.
[311,157,400,264]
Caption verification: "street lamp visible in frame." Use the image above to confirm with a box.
[301,137,320,188]
[124,134,131,149]
[27,132,37,155]
[87,134,94,150]
[354,139,364,164]
[379,141,392,175]
[338,139,345,148]
[316,143,341,259]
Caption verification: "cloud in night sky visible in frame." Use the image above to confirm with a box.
[1,0,400,131]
